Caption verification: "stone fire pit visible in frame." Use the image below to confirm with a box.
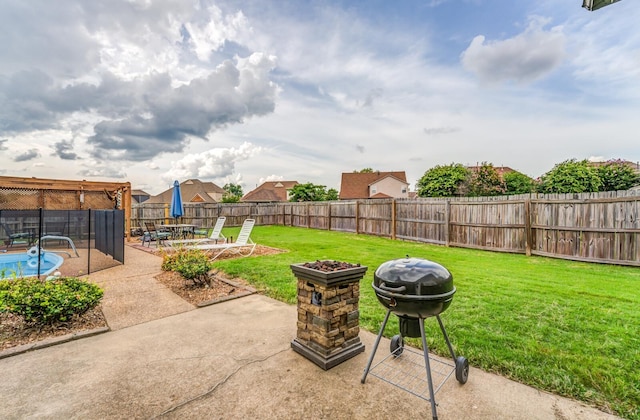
[290,260,368,370]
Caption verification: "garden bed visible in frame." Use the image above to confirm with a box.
[0,306,107,352]
[154,270,255,306]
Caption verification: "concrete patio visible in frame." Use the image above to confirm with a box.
[0,246,620,419]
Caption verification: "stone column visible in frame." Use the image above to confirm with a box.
[290,262,368,370]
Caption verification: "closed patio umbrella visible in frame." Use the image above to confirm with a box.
[170,180,184,221]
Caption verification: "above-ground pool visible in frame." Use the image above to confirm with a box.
[0,250,64,279]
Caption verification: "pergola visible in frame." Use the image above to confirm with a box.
[0,176,132,240]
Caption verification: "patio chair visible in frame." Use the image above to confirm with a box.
[142,222,171,247]
[190,219,256,261]
[166,217,226,248]
[192,219,211,238]
[1,222,33,248]
[42,221,71,248]
[44,221,67,237]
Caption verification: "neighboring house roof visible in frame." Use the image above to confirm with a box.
[241,181,299,202]
[370,192,393,199]
[339,171,408,200]
[588,160,640,173]
[131,189,151,204]
[145,179,225,204]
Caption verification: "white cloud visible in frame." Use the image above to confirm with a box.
[164,141,262,183]
[461,16,566,84]
[184,6,250,62]
[258,174,284,185]
[78,162,127,179]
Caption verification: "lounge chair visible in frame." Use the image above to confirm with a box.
[35,235,80,257]
[142,222,172,247]
[166,217,226,248]
[1,222,33,247]
[191,219,256,261]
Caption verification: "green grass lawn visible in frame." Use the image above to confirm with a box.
[213,225,640,420]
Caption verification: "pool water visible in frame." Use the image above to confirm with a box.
[0,251,64,279]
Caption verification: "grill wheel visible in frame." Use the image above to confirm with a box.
[455,356,469,384]
[390,334,404,357]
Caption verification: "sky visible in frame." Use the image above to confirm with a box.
[1,0,638,195]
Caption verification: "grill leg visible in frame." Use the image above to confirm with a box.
[436,315,457,361]
[420,318,439,420]
[361,309,392,384]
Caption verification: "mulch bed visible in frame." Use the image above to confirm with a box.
[154,270,256,306]
[0,307,107,352]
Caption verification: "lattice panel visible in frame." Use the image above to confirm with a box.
[0,188,119,210]
[43,190,78,209]
[84,191,116,209]
[0,188,41,210]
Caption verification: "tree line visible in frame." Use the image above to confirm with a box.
[223,160,639,202]
[220,182,339,202]
[416,159,640,197]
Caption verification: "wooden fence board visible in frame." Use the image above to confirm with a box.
[130,191,640,266]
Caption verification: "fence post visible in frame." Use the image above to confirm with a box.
[355,201,360,234]
[524,199,532,256]
[391,199,396,240]
[328,202,332,231]
[307,203,311,228]
[444,200,450,247]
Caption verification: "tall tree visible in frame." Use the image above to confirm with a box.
[539,159,602,193]
[416,163,470,197]
[325,188,339,201]
[289,183,330,201]
[597,159,640,191]
[503,171,534,195]
[354,168,374,173]
[468,162,505,196]
[222,183,243,203]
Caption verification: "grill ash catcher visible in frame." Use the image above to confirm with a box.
[361,256,469,420]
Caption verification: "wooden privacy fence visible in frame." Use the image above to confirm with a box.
[133,191,640,266]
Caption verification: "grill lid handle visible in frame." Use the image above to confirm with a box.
[379,282,407,293]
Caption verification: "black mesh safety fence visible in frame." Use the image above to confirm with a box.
[0,209,124,279]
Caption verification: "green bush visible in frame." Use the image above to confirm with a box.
[162,249,212,281]
[0,277,103,324]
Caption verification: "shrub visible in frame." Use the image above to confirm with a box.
[416,163,470,197]
[0,277,103,324]
[597,159,640,191]
[162,249,212,283]
[539,159,602,193]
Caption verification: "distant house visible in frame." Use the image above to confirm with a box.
[145,179,225,204]
[131,189,151,204]
[241,181,299,202]
[339,171,409,200]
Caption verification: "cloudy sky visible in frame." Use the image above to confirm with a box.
[1,0,638,195]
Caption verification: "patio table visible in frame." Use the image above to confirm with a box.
[161,224,196,240]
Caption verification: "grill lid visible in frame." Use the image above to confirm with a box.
[374,257,453,296]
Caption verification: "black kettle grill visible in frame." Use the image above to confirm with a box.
[361,257,468,420]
